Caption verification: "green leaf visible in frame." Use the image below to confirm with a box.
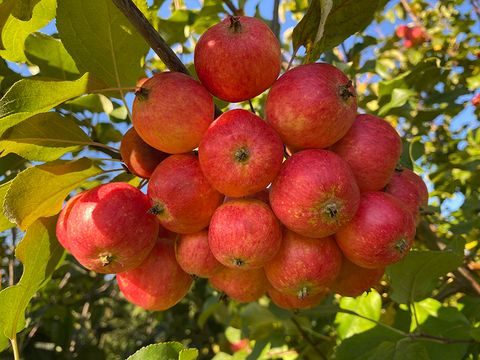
[3,158,102,230]
[0,181,14,232]
[378,88,416,116]
[335,290,382,339]
[292,0,382,61]
[24,33,80,80]
[64,94,113,114]
[0,73,101,136]
[387,250,463,304]
[0,0,56,62]
[0,112,91,161]
[179,348,199,360]
[0,217,64,340]
[11,0,42,21]
[0,335,8,353]
[57,0,149,89]
[126,342,185,360]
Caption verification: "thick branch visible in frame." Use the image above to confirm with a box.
[272,0,281,39]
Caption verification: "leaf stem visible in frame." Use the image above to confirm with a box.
[11,335,20,360]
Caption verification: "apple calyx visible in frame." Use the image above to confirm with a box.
[233,258,245,267]
[339,80,355,101]
[297,286,309,300]
[234,147,250,163]
[99,253,114,267]
[324,203,339,220]
[394,237,409,253]
[229,16,242,33]
[148,203,165,216]
[395,163,404,172]
[135,86,149,101]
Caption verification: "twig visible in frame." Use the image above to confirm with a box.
[457,266,480,295]
[248,100,256,114]
[399,0,431,40]
[223,0,241,16]
[111,0,223,118]
[271,0,281,39]
[290,316,327,360]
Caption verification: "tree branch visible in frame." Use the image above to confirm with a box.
[111,0,222,118]
[223,0,241,16]
[271,0,281,39]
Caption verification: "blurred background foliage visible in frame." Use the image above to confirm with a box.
[0,0,479,359]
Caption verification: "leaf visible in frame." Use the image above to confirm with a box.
[292,0,382,61]
[0,335,8,353]
[57,0,149,89]
[0,0,56,62]
[335,290,382,339]
[387,250,463,304]
[0,181,14,232]
[378,88,416,116]
[24,33,80,80]
[11,0,42,21]
[3,158,102,230]
[126,342,185,360]
[0,73,101,136]
[179,348,199,360]
[0,112,91,161]
[0,217,64,340]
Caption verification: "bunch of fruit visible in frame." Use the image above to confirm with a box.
[57,15,428,311]
[395,23,427,48]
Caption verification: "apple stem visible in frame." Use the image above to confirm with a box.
[135,86,149,101]
[394,238,409,253]
[229,16,242,33]
[297,286,309,300]
[219,292,229,304]
[339,80,355,101]
[395,163,404,172]
[148,203,165,215]
[99,254,113,266]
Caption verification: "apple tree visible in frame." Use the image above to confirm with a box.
[0,0,479,359]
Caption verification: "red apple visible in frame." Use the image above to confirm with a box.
[224,188,270,204]
[335,191,416,269]
[132,72,214,154]
[199,109,284,197]
[120,127,168,179]
[210,266,268,302]
[230,339,250,353]
[410,26,426,42]
[270,149,360,238]
[175,229,222,278]
[147,153,224,234]
[117,238,192,311]
[385,168,428,223]
[330,114,402,192]
[194,16,281,102]
[268,286,327,310]
[264,229,342,299]
[209,199,282,269]
[472,93,480,107]
[265,63,357,150]
[404,39,414,48]
[56,192,85,253]
[331,258,385,297]
[395,24,409,38]
[62,183,159,273]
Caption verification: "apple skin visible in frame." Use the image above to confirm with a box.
[175,229,222,278]
[395,24,409,38]
[473,93,480,107]
[210,266,268,302]
[120,127,168,179]
[147,153,224,234]
[209,199,282,269]
[335,191,416,269]
[270,149,360,238]
[117,238,192,311]
[194,16,281,102]
[264,229,342,299]
[267,286,327,310]
[331,258,385,297]
[199,109,284,197]
[62,183,159,274]
[330,114,402,192]
[265,63,357,150]
[385,168,428,224]
[56,192,85,253]
[132,72,214,154]
[224,188,270,204]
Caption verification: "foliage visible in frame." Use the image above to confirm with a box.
[0,0,479,359]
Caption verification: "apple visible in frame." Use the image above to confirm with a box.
[210,266,268,302]
[472,93,480,107]
[230,339,250,353]
[385,168,428,223]
[395,24,409,38]
[224,188,270,204]
[410,26,426,42]
[175,229,222,278]
[117,238,192,311]
[269,149,360,238]
[194,16,281,102]
[56,192,85,253]
[208,199,282,269]
[264,229,342,299]
[267,286,326,310]
[148,153,224,234]
[330,114,402,192]
[61,182,159,273]
[265,63,357,150]
[120,127,168,179]
[199,109,284,197]
[335,191,416,269]
[132,72,214,154]
[331,258,385,297]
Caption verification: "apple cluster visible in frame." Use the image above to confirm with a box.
[395,23,427,48]
[56,16,428,311]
